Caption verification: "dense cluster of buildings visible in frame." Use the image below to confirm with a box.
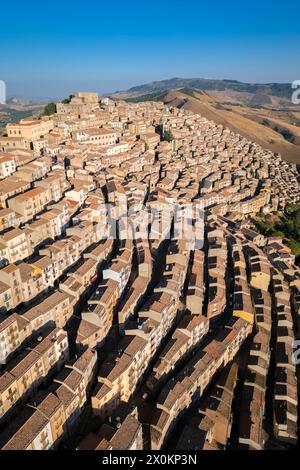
[0,91,299,450]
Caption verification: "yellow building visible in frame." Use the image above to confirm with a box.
[6,119,54,142]
[7,186,51,222]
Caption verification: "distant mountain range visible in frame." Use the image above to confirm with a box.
[111,77,293,107]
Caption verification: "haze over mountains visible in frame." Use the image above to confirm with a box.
[112,77,300,164]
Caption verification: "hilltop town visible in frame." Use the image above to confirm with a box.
[0,92,299,450]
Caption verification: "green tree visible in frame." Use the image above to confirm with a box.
[41,102,56,116]
[163,130,174,142]
[61,94,74,104]
[285,203,299,215]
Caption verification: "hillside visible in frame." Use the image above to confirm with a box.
[111,77,293,108]
[119,87,300,164]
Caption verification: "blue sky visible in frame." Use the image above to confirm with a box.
[1,0,299,99]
